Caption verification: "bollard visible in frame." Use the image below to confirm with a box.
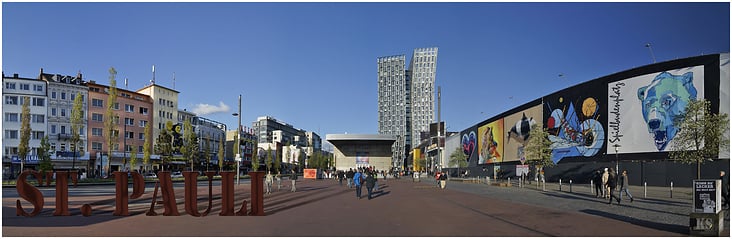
[486,176,490,185]
[569,179,572,193]
[542,179,546,191]
[559,179,562,191]
[519,178,522,188]
[644,181,647,198]
[536,178,539,189]
[590,180,594,194]
[670,181,673,198]
[508,177,511,187]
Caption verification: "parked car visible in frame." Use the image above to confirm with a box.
[171,171,183,178]
[144,172,157,179]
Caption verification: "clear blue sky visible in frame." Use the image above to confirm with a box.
[3,2,730,145]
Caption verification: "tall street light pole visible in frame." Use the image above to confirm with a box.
[645,43,657,63]
[232,94,242,185]
[613,144,621,174]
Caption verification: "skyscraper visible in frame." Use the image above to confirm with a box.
[377,47,438,169]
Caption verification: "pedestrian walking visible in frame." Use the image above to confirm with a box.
[721,171,729,209]
[365,172,377,200]
[265,171,274,195]
[276,173,282,191]
[338,170,345,186]
[606,168,620,205]
[354,170,364,199]
[290,169,298,192]
[346,168,355,189]
[593,169,604,198]
[618,170,634,203]
[601,168,609,199]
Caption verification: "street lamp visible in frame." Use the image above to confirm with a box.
[645,43,657,63]
[232,94,242,185]
[613,144,621,174]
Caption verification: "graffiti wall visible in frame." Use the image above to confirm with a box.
[606,66,705,154]
[544,82,606,163]
[503,104,543,164]
[478,119,504,164]
[460,126,478,166]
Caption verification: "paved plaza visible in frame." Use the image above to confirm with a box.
[2,176,730,237]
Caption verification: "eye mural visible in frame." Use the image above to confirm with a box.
[545,96,605,163]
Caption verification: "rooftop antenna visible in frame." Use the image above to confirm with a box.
[172,72,176,89]
[151,64,156,85]
[645,43,657,63]
[125,78,128,90]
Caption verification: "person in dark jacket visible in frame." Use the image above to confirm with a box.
[337,170,345,186]
[290,169,298,192]
[619,170,634,203]
[606,168,620,205]
[439,171,448,189]
[346,169,355,189]
[721,171,729,208]
[365,172,377,200]
[593,169,604,198]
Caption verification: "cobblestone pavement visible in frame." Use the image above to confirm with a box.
[2,176,728,237]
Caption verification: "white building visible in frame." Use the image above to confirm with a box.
[3,72,48,177]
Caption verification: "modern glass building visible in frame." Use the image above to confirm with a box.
[377,47,439,169]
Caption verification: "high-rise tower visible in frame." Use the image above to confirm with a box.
[377,47,438,169]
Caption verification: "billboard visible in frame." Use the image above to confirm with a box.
[606,66,705,154]
[460,126,478,166]
[503,104,542,164]
[478,119,504,164]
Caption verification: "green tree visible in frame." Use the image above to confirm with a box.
[70,92,85,171]
[524,124,554,169]
[180,120,199,171]
[263,146,272,173]
[154,127,173,171]
[142,123,152,172]
[218,135,224,171]
[18,96,32,174]
[414,157,426,172]
[273,144,280,173]
[38,135,54,174]
[129,145,138,172]
[202,137,211,171]
[104,67,119,176]
[449,147,468,176]
[669,99,730,179]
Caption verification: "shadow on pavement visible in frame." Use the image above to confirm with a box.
[579,209,688,235]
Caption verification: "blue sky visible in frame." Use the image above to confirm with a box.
[3,2,730,146]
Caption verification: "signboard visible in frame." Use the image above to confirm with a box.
[515,164,529,177]
[303,169,317,179]
[693,179,721,213]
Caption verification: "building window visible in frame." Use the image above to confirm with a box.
[61,92,66,100]
[113,103,119,110]
[51,143,56,152]
[125,118,134,126]
[125,104,134,112]
[92,142,102,150]
[79,126,85,136]
[5,113,18,122]
[139,132,145,140]
[92,128,103,136]
[139,120,147,128]
[5,96,18,105]
[60,108,66,117]
[33,84,43,92]
[32,114,45,123]
[51,125,56,134]
[125,131,134,139]
[92,113,103,122]
[61,126,66,134]
[20,84,29,90]
[5,130,18,139]
[139,107,148,115]
[51,108,57,116]
[125,144,133,152]
[5,82,16,89]
[32,131,44,140]
[92,99,104,107]
[138,145,144,153]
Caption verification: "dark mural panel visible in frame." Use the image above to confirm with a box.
[460,126,479,167]
[543,80,608,164]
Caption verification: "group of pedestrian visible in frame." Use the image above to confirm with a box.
[264,169,297,194]
[347,168,383,200]
[592,167,634,205]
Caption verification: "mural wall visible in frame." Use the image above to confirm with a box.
[503,104,542,164]
[460,126,478,166]
[544,81,607,164]
[478,119,504,164]
[606,66,705,154]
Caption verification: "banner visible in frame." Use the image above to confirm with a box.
[303,169,317,179]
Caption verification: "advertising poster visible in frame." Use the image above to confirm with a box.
[607,66,705,154]
[544,81,606,163]
[303,169,317,179]
[693,180,721,213]
[356,152,369,164]
[503,104,543,163]
[515,164,529,177]
[478,119,504,164]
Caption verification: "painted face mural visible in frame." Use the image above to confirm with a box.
[546,97,605,163]
[461,131,476,161]
[478,119,503,164]
[637,72,697,151]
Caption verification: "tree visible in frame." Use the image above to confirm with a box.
[38,136,54,174]
[129,145,138,173]
[180,120,199,171]
[263,146,272,173]
[449,147,468,176]
[202,137,211,171]
[104,67,119,176]
[218,135,224,171]
[524,124,554,169]
[70,92,85,171]
[669,99,730,179]
[142,123,152,172]
[273,144,280,173]
[414,157,426,172]
[154,127,173,171]
[18,96,31,174]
